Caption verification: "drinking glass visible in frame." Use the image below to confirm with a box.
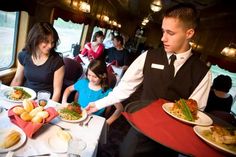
[37,90,51,107]
[67,138,86,157]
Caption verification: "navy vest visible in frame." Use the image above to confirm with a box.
[141,48,209,102]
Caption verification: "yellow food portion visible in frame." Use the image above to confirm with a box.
[20,112,32,121]
[23,99,34,112]
[31,115,43,123]
[57,129,72,142]
[0,130,21,148]
[12,106,25,115]
[29,106,44,117]
[12,101,49,123]
[202,126,236,152]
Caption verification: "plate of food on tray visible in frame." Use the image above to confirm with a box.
[193,125,236,155]
[162,99,213,126]
[0,125,27,153]
[57,102,87,123]
[1,86,36,103]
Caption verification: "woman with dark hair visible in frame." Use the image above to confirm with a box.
[62,59,123,125]
[11,22,65,102]
[205,74,233,112]
[80,30,105,60]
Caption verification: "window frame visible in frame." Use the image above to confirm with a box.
[0,11,20,71]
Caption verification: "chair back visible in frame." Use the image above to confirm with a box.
[63,57,83,87]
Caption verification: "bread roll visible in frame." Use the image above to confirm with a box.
[31,115,43,123]
[12,106,25,115]
[36,111,49,119]
[23,99,34,112]
[29,106,44,117]
[0,130,21,148]
[57,129,72,142]
[20,112,32,121]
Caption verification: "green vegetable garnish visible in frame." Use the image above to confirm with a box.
[180,99,193,121]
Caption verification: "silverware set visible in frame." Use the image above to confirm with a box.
[79,116,93,126]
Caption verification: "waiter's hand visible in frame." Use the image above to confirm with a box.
[86,102,98,114]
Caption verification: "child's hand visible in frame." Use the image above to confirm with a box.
[86,102,98,114]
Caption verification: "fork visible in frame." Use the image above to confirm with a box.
[84,116,93,126]
[48,122,70,130]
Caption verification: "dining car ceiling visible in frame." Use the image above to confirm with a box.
[1,0,236,25]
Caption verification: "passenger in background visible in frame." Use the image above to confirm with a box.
[62,59,123,125]
[80,30,104,60]
[205,75,233,113]
[106,35,130,71]
[11,22,65,102]
[103,32,114,49]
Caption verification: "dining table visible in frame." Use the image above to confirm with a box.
[122,99,235,157]
[0,84,107,157]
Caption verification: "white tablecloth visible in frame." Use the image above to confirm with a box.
[0,85,107,157]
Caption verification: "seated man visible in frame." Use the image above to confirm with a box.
[106,35,130,71]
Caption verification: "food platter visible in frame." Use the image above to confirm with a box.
[0,86,36,103]
[162,103,213,126]
[0,126,27,153]
[57,104,88,123]
[193,126,236,155]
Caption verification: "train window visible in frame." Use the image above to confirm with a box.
[0,11,19,71]
[53,18,84,57]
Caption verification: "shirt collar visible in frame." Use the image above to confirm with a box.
[166,47,192,61]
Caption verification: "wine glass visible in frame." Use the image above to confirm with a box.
[67,138,87,157]
[37,90,51,107]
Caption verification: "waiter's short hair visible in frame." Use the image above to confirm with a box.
[163,3,199,30]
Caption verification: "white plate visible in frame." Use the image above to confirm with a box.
[57,105,88,123]
[193,126,236,155]
[0,125,27,153]
[162,102,213,126]
[0,86,36,103]
[48,135,68,153]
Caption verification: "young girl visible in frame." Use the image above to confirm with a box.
[62,59,123,125]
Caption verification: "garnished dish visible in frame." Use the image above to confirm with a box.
[194,125,236,155]
[162,99,213,126]
[1,86,36,103]
[57,102,87,123]
[0,126,27,153]
[170,99,198,121]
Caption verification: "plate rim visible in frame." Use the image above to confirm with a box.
[162,102,213,126]
[193,125,236,155]
[1,86,36,103]
[57,105,88,123]
[0,125,27,153]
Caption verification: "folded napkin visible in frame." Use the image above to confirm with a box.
[8,102,58,138]
[74,54,84,64]
[109,60,119,66]
[122,99,225,157]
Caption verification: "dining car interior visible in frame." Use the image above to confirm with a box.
[1,0,236,157]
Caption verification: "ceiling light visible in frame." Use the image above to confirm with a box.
[150,0,162,12]
[79,1,90,13]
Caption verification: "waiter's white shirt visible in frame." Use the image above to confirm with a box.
[95,48,212,111]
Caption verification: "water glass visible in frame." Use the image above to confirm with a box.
[67,138,86,156]
[37,90,51,107]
